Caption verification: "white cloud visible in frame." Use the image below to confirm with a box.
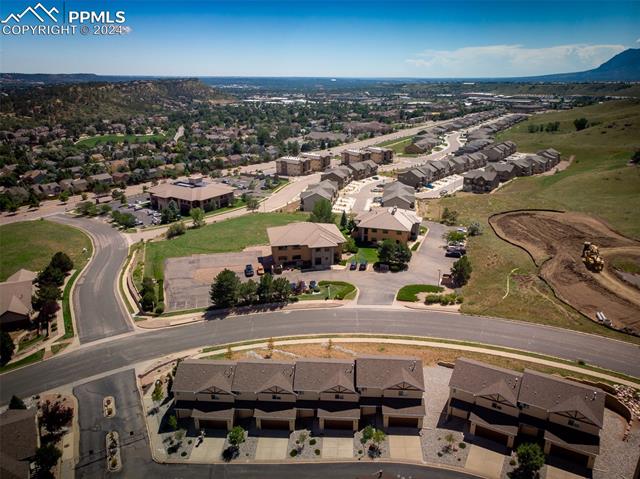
[405,43,627,77]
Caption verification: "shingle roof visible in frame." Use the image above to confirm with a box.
[355,207,421,233]
[232,360,296,395]
[149,181,233,202]
[356,356,425,391]
[267,222,346,249]
[293,359,356,394]
[0,408,37,479]
[0,269,36,318]
[519,370,605,427]
[449,358,522,406]
[172,360,236,395]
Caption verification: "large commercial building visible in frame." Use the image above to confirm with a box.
[354,207,422,244]
[172,355,426,432]
[149,176,234,214]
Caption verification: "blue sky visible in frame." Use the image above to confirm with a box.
[1,0,638,77]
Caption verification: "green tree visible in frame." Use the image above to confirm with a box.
[441,207,459,226]
[272,276,292,302]
[257,273,274,303]
[161,200,179,224]
[151,381,164,402]
[189,207,205,228]
[39,400,73,434]
[573,117,589,131]
[210,269,240,308]
[467,222,482,236]
[36,265,65,288]
[309,198,335,224]
[246,196,260,211]
[340,210,348,230]
[58,190,70,203]
[35,444,62,476]
[0,331,15,366]
[167,415,178,430]
[377,240,412,270]
[238,279,258,305]
[93,182,110,195]
[451,255,472,286]
[50,252,73,273]
[227,426,246,447]
[166,221,186,238]
[9,395,26,409]
[509,443,545,479]
[28,190,40,209]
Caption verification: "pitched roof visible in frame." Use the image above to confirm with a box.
[300,180,338,202]
[356,356,425,391]
[171,359,236,395]
[449,358,522,406]
[267,222,346,249]
[383,182,415,204]
[0,269,35,318]
[355,207,422,232]
[293,359,356,394]
[519,370,605,427]
[149,180,233,202]
[232,360,296,395]
[0,408,37,479]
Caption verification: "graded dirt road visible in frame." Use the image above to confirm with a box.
[491,210,640,334]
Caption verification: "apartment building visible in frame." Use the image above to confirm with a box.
[301,152,331,171]
[172,356,426,432]
[381,181,415,210]
[275,156,311,176]
[447,358,604,469]
[354,207,422,245]
[341,149,372,165]
[300,180,339,212]
[365,147,394,164]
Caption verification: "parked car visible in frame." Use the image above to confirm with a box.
[309,280,317,289]
[244,264,254,277]
[349,261,357,270]
[256,265,265,275]
[359,260,368,271]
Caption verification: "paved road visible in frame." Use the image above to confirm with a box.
[73,369,475,478]
[2,308,639,404]
[50,215,133,343]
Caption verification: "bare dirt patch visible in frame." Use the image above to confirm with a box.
[491,210,640,335]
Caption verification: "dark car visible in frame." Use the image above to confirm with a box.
[244,264,254,277]
[359,260,368,271]
[349,261,357,270]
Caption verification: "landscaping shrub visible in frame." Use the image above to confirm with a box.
[314,448,320,455]
[309,438,316,445]
[289,449,297,457]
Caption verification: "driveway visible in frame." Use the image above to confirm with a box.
[465,445,506,479]
[50,215,132,343]
[388,434,423,461]
[254,436,289,460]
[322,436,353,459]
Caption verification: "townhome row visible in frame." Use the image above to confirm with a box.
[275,152,332,176]
[341,146,393,165]
[172,356,426,432]
[381,181,416,210]
[319,160,378,188]
[397,152,490,188]
[300,180,339,212]
[462,148,561,193]
[448,358,605,469]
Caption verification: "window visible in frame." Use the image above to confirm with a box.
[292,245,301,250]
[371,228,378,233]
[382,229,388,234]
[568,419,580,428]
[211,394,218,400]
[278,246,287,251]
[491,402,502,410]
[397,231,402,235]
[293,255,301,260]
[324,248,330,252]
[335,394,344,399]
[399,391,406,397]
[272,395,281,400]
[278,256,287,261]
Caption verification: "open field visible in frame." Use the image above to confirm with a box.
[144,212,306,279]
[492,210,640,334]
[423,100,640,342]
[0,219,92,281]
[76,133,168,147]
[376,136,414,154]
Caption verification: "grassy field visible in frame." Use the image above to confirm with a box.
[376,136,414,154]
[76,133,167,147]
[424,99,640,343]
[0,220,92,281]
[396,284,444,302]
[298,281,357,301]
[355,247,379,264]
[144,212,306,279]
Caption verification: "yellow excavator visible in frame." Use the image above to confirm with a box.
[582,242,604,272]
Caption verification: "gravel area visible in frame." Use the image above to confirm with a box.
[592,411,640,479]
[287,429,321,459]
[224,431,258,461]
[354,427,390,459]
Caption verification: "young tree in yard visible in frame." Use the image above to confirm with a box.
[9,395,26,409]
[377,240,412,270]
[509,443,545,479]
[50,252,74,274]
[309,198,335,224]
[210,269,240,308]
[0,331,15,366]
[161,200,180,224]
[246,196,260,211]
[272,276,292,302]
[58,190,70,203]
[369,428,386,457]
[166,221,186,239]
[467,222,482,236]
[151,381,164,402]
[39,400,73,434]
[573,117,589,131]
[223,425,246,461]
[36,264,65,288]
[189,207,205,228]
[35,444,62,477]
[167,415,178,431]
[28,190,40,209]
[451,256,472,286]
[340,210,348,230]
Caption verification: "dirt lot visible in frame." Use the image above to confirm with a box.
[491,210,640,335]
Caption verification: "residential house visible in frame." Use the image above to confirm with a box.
[149,176,234,214]
[381,182,415,210]
[267,222,346,270]
[404,135,439,154]
[0,408,38,479]
[462,169,499,193]
[537,148,561,168]
[354,207,422,244]
[300,180,339,212]
[0,269,36,330]
[347,160,378,180]
[487,163,516,182]
[21,169,47,184]
[88,173,113,186]
[321,166,352,188]
[300,152,331,171]
[275,156,311,176]
[511,157,534,177]
[447,358,605,469]
[172,355,425,432]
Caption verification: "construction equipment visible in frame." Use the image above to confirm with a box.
[582,242,604,272]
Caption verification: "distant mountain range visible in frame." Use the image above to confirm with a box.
[1,48,638,87]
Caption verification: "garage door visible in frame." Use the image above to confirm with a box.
[261,419,290,430]
[475,425,509,446]
[325,419,353,430]
[199,419,228,429]
[388,417,420,428]
[549,444,590,467]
